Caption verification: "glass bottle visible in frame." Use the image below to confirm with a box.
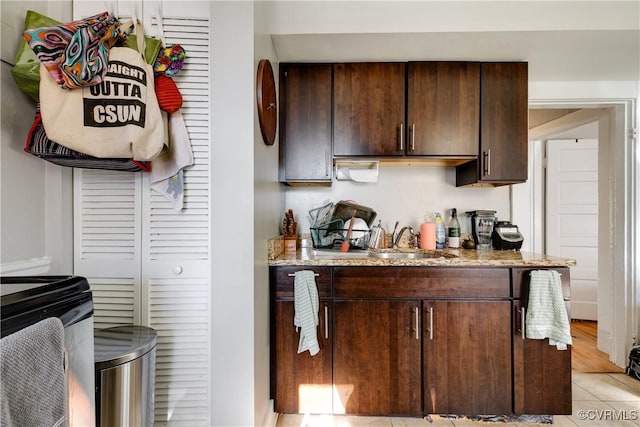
[447,208,461,248]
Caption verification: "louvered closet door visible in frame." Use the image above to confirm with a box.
[73,170,143,329]
[73,0,144,332]
[72,2,211,426]
[143,13,211,427]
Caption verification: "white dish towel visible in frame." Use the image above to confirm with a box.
[294,270,320,356]
[150,110,194,211]
[525,270,573,350]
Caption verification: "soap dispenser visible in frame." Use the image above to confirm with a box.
[435,213,446,249]
[420,213,436,250]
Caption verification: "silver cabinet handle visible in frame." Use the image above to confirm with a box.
[483,149,491,176]
[520,306,526,340]
[427,306,434,340]
[325,149,330,177]
[414,306,419,340]
[411,123,415,151]
[287,273,319,277]
[324,304,329,340]
[399,122,404,151]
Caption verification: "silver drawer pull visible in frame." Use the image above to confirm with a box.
[288,273,320,277]
[324,305,329,340]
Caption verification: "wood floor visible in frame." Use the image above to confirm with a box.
[571,320,623,373]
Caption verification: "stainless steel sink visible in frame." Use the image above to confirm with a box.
[311,249,371,258]
[369,249,456,259]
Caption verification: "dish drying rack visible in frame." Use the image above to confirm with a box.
[308,200,377,250]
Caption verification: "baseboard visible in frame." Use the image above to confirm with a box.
[261,399,278,427]
[0,256,51,275]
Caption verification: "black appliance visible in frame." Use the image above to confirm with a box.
[492,221,525,250]
[466,210,497,249]
[1,275,96,426]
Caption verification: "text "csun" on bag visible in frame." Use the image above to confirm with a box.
[84,61,148,127]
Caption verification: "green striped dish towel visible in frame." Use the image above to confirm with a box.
[525,270,572,350]
[294,270,320,355]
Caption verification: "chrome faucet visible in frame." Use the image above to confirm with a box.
[393,226,415,249]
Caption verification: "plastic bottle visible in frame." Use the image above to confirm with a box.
[435,213,446,249]
[420,213,436,250]
[447,208,461,249]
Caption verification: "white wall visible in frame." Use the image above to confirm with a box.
[266,1,637,34]
[0,1,73,275]
[254,1,283,426]
[210,2,258,425]
[285,167,511,240]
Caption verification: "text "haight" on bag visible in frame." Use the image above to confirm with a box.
[83,61,148,128]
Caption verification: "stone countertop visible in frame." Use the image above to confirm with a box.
[268,246,576,268]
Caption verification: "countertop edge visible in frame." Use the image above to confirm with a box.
[268,248,577,268]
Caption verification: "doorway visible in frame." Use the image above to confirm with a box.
[514,101,636,369]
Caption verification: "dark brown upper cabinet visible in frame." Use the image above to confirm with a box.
[406,62,479,156]
[333,62,406,156]
[456,62,529,186]
[278,63,333,184]
[278,61,528,186]
[333,61,480,159]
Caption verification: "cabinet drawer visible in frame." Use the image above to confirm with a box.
[512,267,570,300]
[270,267,332,298]
[334,267,509,299]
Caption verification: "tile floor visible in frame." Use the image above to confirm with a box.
[276,373,640,427]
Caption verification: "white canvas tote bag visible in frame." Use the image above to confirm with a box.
[39,20,166,161]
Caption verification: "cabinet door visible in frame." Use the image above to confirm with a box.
[407,62,479,156]
[333,62,406,156]
[273,300,333,414]
[512,300,572,414]
[333,300,421,415]
[480,62,529,182]
[479,62,528,182]
[423,300,512,415]
[279,64,333,183]
[456,62,528,186]
[512,267,572,414]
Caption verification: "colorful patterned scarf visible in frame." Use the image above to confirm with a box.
[22,11,120,89]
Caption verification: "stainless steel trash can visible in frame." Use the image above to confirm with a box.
[94,326,157,427]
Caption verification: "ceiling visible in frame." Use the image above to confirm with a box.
[267,1,639,83]
[272,29,639,82]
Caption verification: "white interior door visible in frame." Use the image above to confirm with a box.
[546,138,598,320]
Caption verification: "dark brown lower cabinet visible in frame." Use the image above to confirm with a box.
[512,307,573,414]
[423,300,512,415]
[271,267,333,414]
[333,300,422,415]
[512,268,572,414]
[273,300,332,414]
[270,266,572,416]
